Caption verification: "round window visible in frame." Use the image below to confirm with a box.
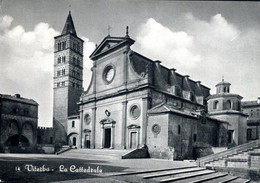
[103,65,115,83]
[130,105,140,119]
[84,114,91,124]
[152,124,161,135]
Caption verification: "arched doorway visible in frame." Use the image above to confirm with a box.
[5,135,30,147]
[72,137,76,146]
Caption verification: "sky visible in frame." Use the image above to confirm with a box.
[0,0,260,127]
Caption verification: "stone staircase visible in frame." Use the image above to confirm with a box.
[112,166,251,182]
[197,139,260,181]
[58,148,130,160]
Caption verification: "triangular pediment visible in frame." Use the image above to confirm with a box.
[90,36,135,60]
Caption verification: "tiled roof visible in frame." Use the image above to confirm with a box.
[0,94,38,105]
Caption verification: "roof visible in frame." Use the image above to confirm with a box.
[242,100,260,107]
[0,94,38,105]
[148,103,198,118]
[61,11,77,36]
[90,35,135,60]
[216,79,231,87]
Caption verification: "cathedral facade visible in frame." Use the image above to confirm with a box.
[52,12,248,159]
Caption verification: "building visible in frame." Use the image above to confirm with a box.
[242,98,260,141]
[53,11,84,144]
[0,94,38,153]
[207,80,247,146]
[52,12,253,159]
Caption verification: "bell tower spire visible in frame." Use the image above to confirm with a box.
[61,11,77,36]
[53,12,84,134]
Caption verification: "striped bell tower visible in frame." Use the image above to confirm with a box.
[53,11,84,132]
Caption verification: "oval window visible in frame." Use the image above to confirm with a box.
[130,105,140,119]
[84,114,91,124]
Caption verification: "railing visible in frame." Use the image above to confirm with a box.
[197,139,260,167]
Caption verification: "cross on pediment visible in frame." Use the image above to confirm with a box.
[107,25,111,36]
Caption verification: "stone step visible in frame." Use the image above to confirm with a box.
[203,175,238,183]
[189,172,229,183]
[158,169,215,182]
[168,172,225,183]
[142,167,205,179]
[228,178,251,183]
[111,166,198,176]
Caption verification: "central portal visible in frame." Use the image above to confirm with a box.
[104,128,111,148]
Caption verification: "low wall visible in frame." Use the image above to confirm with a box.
[122,146,150,159]
[40,144,55,154]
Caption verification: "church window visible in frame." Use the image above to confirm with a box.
[226,100,231,110]
[58,43,61,51]
[62,41,66,50]
[57,70,61,76]
[62,69,65,75]
[103,65,116,84]
[130,105,141,119]
[237,101,241,111]
[213,101,219,110]
[58,57,61,64]
[224,87,226,93]
[73,56,76,64]
[227,87,230,93]
[193,134,197,142]
[84,114,91,124]
[62,56,66,63]
[77,58,80,65]
[77,43,80,52]
[152,124,161,135]
[72,121,75,128]
[178,125,181,134]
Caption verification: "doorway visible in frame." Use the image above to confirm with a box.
[130,132,137,148]
[104,128,111,148]
[85,134,90,148]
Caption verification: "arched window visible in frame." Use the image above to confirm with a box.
[58,57,61,64]
[72,121,75,128]
[213,100,219,110]
[73,56,76,64]
[226,100,231,110]
[73,137,76,146]
[178,125,181,134]
[62,56,66,63]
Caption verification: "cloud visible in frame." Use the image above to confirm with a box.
[0,15,96,126]
[135,14,260,100]
[136,18,200,68]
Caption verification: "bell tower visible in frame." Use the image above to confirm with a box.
[53,11,84,132]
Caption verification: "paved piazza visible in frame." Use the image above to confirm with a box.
[0,153,195,182]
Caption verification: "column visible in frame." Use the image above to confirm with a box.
[91,107,96,149]
[79,107,83,148]
[141,97,149,145]
[101,125,105,149]
[121,101,127,149]
[111,123,115,149]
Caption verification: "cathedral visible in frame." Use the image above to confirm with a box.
[52,12,248,159]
